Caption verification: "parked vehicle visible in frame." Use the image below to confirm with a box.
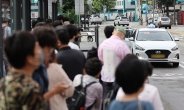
[114,16,129,26]
[156,17,172,29]
[89,14,103,25]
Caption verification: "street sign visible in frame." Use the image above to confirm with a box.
[103,5,106,13]
[75,0,84,15]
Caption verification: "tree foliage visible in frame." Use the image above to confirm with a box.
[61,0,89,13]
[157,0,174,16]
[92,0,116,13]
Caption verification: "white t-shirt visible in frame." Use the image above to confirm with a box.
[68,42,80,50]
[116,84,164,110]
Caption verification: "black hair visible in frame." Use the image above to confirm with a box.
[32,20,38,29]
[64,24,78,39]
[85,58,102,77]
[86,47,98,60]
[54,20,63,27]
[70,20,75,24]
[46,19,53,27]
[115,54,147,94]
[35,22,47,27]
[78,28,83,32]
[55,28,70,45]
[57,15,64,21]
[37,17,44,22]
[32,27,58,48]
[63,17,69,22]
[46,19,52,24]
[104,26,115,38]
[4,31,36,69]
[141,60,153,76]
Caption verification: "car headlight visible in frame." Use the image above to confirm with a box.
[171,45,179,51]
[135,44,145,51]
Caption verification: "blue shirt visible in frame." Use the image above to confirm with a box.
[32,64,50,110]
[32,64,49,94]
[108,100,154,110]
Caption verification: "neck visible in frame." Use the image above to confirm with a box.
[119,92,139,102]
[59,45,69,49]
[69,39,74,42]
[12,66,35,76]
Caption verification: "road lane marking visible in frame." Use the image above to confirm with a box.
[179,64,184,68]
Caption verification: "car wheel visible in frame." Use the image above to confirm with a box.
[123,25,125,26]
[173,63,179,67]
[169,26,171,29]
[118,22,120,26]
[114,22,116,26]
[127,24,129,26]
[91,22,93,25]
[165,27,167,29]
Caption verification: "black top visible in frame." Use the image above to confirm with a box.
[56,47,86,81]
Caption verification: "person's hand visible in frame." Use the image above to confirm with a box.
[53,82,69,94]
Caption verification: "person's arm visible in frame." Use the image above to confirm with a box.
[44,82,69,100]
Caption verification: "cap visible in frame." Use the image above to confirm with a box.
[114,26,126,34]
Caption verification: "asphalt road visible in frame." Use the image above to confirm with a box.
[80,22,184,110]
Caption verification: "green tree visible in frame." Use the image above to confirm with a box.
[157,0,174,16]
[92,0,116,13]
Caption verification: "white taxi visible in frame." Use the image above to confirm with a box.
[126,27,180,67]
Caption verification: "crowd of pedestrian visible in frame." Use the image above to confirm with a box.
[0,15,164,110]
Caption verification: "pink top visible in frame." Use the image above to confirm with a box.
[98,35,130,82]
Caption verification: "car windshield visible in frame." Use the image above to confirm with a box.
[137,31,173,41]
[161,18,169,21]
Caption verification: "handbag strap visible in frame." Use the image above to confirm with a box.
[138,100,142,110]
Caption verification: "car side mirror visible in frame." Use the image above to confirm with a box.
[174,38,179,41]
[129,37,134,41]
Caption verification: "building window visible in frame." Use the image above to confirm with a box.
[131,1,135,5]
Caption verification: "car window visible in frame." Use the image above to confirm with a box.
[136,31,173,41]
[161,18,169,21]
[125,30,134,38]
[132,30,137,39]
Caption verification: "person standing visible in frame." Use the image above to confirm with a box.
[65,24,80,50]
[32,27,69,110]
[98,26,131,102]
[47,51,74,110]
[108,54,154,110]
[73,58,103,110]
[3,20,11,39]
[0,31,46,109]
[55,28,86,81]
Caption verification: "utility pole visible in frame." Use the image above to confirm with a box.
[174,0,176,25]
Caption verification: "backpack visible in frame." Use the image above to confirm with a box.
[102,82,119,110]
[66,76,96,110]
